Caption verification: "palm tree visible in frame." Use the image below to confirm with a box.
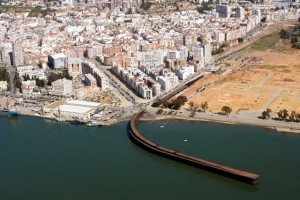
[188,101,194,111]
[296,112,300,122]
[201,102,208,112]
[278,109,289,121]
[289,111,296,122]
[261,108,272,119]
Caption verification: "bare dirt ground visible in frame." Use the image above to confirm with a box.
[183,35,300,116]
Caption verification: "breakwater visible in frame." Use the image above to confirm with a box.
[129,111,260,184]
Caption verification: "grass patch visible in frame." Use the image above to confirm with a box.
[0,5,50,17]
[248,33,281,51]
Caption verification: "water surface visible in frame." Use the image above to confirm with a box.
[0,116,300,200]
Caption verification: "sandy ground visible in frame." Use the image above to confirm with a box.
[183,48,300,117]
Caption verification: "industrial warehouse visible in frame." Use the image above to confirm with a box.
[45,100,101,119]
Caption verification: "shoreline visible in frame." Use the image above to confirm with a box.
[140,111,300,134]
[9,108,300,134]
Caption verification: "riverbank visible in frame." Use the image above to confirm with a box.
[20,106,300,133]
[143,107,300,134]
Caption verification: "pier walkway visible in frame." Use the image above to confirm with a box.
[129,111,260,184]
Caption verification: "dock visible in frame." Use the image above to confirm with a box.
[129,111,260,184]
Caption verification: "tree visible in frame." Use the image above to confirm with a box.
[36,78,45,88]
[277,109,289,121]
[291,35,299,44]
[296,113,300,122]
[201,102,208,112]
[14,71,22,90]
[177,95,187,104]
[189,101,194,110]
[156,108,163,114]
[261,108,272,119]
[163,101,170,108]
[222,106,232,115]
[280,29,290,39]
[238,38,244,43]
[289,111,297,122]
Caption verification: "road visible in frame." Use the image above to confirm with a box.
[86,58,137,105]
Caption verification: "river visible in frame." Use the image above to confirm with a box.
[0,116,300,200]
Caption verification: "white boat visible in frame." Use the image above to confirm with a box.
[43,115,54,119]
[87,121,102,127]
[55,117,65,122]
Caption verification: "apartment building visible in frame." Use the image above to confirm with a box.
[50,78,73,96]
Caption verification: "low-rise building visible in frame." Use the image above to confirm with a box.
[21,80,36,95]
[45,99,101,119]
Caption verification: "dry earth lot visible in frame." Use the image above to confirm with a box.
[184,34,300,115]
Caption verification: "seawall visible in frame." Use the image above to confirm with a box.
[129,111,260,184]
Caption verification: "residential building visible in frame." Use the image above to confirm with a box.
[50,78,73,96]
[203,43,212,63]
[49,53,67,69]
[12,41,24,67]
[216,4,231,18]
[236,6,245,19]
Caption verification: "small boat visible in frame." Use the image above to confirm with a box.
[0,100,19,117]
[43,115,53,119]
[160,126,164,128]
[55,117,65,122]
[86,121,102,127]
[0,109,19,117]
[71,119,84,125]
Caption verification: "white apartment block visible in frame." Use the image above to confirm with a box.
[12,41,24,67]
[82,61,109,90]
[203,43,212,64]
[50,78,73,97]
[174,65,195,80]
[157,72,178,91]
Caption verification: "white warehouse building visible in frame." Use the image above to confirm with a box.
[45,100,101,119]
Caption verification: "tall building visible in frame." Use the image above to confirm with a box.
[236,6,245,19]
[122,0,135,14]
[253,8,261,23]
[203,43,211,64]
[12,41,24,67]
[192,46,204,60]
[216,4,231,18]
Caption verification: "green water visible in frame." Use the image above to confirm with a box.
[0,116,300,200]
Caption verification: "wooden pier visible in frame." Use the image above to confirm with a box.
[129,111,260,184]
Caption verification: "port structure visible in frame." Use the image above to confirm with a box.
[129,111,260,184]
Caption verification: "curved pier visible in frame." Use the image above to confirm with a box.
[129,111,260,184]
